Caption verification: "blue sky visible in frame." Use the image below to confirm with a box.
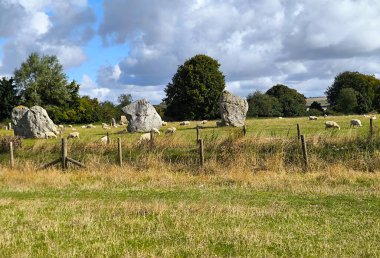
[1,0,380,104]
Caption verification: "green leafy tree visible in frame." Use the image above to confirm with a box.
[76,96,101,123]
[334,88,358,114]
[14,53,72,108]
[326,71,380,113]
[247,91,282,117]
[164,54,225,120]
[99,101,119,122]
[0,77,19,121]
[266,84,306,117]
[117,93,133,108]
[309,101,324,112]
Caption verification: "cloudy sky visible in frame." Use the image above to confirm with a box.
[1,0,380,104]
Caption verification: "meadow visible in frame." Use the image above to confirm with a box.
[0,115,379,256]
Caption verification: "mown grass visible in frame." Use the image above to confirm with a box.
[0,168,379,257]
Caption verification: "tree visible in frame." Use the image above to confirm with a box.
[164,54,225,120]
[334,88,358,114]
[310,101,324,112]
[117,93,133,108]
[266,84,306,117]
[0,77,19,121]
[247,91,282,117]
[326,71,380,113]
[99,101,119,122]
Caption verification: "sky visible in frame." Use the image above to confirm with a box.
[1,0,380,104]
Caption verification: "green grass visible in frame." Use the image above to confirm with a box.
[0,170,379,257]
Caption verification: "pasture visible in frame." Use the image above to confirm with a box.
[0,115,380,256]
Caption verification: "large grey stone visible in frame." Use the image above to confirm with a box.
[122,99,162,132]
[219,90,248,127]
[11,106,59,138]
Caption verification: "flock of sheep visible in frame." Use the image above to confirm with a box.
[306,115,376,130]
[44,115,376,142]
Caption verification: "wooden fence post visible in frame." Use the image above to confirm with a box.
[297,123,301,140]
[198,139,204,166]
[287,127,291,137]
[243,125,247,136]
[9,142,14,169]
[196,125,200,142]
[300,135,308,171]
[117,137,123,166]
[370,118,373,137]
[61,138,67,171]
[150,130,155,148]
[106,132,110,144]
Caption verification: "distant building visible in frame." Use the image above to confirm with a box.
[306,97,330,111]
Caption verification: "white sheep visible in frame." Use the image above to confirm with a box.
[278,117,283,119]
[99,135,109,144]
[200,120,208,124]
[309,116,318,120]
[102,123,109,128]
[162,121,168,126]
[81,125,86,129]
[165,127,176,134]
[350,119,362,128]
[58,124,64,129]
[370,115,377,120]
[179,121,190,126]
[67,132,80,139]
[324,114,328,118]
[45,131,57,139]
[86,124,96,128]
[137,129,160,144]
[72,128,77,131]
[68,125,73,128]
[325,121,340,130]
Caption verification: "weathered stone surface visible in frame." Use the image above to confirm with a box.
[111,118,116,126]
[120,115,128,124]
[11,106,59,138]
[219,90,248,127]
[122,99,162,132]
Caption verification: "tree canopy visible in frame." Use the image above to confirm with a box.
[0,77,19,121]
[247,91,282,117]
[164,54,225,120]
[326,71,380,113]
[266,84,306,117]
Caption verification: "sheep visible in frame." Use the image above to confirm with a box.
[45,131,57,139]
[309,116,318,120]
[325,121,340,130]
[102,123,109,128]
[68,125,73,128]
[137,129,160,144]
[71,128,77,131]
[67,132,80,139]
[200,120,208,124]
[162,121,168,126]
[350,119,362,128]
[165,127,176,134]
[370,115,377,120]
[81,125,86,128]
[86,124,96,128]
[99,135,109,144]
[179,121,190,126]
[278,117,283,119]
[58,124,64,129]
[324,114,328,118]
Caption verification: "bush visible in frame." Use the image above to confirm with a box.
[0,136,22,153]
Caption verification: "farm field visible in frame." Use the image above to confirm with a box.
[0,115,380,256]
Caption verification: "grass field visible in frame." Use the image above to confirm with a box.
[0,115,380,256]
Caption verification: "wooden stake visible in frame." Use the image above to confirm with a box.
[61,138,67,171]
[297,123,301,140]
[370,118,373,137]
[150,130,155,148]
[243,125,247,136]
[106,132,110,144]
[198,139,204,166]
[118,137,123,166]
[300,135,308,171]
[9,142,14,169]
[286,127,291,137]
[196,125,200,142]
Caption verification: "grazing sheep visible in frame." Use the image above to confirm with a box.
[137,129,160,144]
[45,132,57,139]
[165,127,176,134]
[325,121,340,130]
[81,125,86,128]
[350,119,362,128]
[58,124,64,129]
[200,120,208,124]
[324,114,328,118]
[309,116,318,120]
[99,135,109,144]
[370,115,377,120]
[67,132,80,139]
[180,121,190,126]
[102,123,109,127]
[162,121,168,126]
[86,124,96,128]
[278,117,283,119]
[68,125,72,128]
[72,128,77,131]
